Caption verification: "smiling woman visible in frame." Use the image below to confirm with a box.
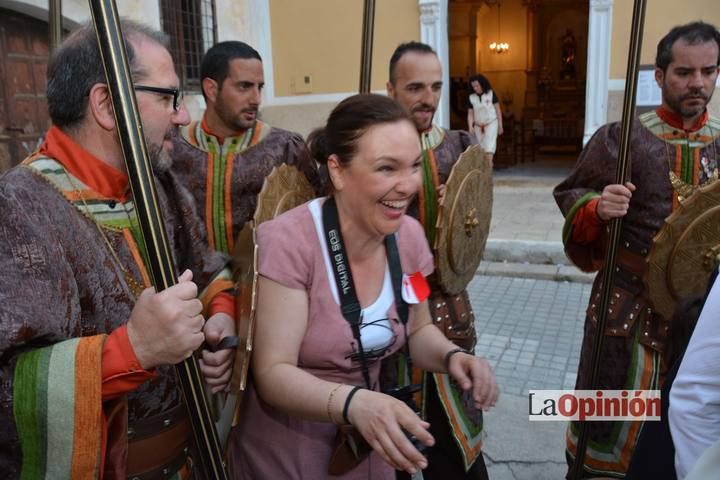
[227,94,498,479]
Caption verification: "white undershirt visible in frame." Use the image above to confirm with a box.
[308,198,394,351]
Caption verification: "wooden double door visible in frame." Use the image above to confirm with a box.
[0,9,51,172]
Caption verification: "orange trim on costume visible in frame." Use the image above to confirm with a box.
[570,198,604,245]
[418,191,426,226]
[429,149,440,190]
[122,229,152,288]
[102,326,155,401]
[205,152,217,250]
[656,106,708,132]
[40,126,130,202]
[63,189,112,203]
[250,122,264,144]
[189,122,199,146]
[200,279,235,316]
[567,350,655,473]
[223,151,235,253]
[208,291,236,319]
[693,148,700,185]
[71,335,105,479]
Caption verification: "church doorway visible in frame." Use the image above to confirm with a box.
[448,0,589,168]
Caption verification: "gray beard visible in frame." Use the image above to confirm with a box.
[148,142,172,174]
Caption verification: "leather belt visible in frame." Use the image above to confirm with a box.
[127,405,191,479]
[616,246,647,277]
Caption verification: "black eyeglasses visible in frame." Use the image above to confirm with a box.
[134,85,183,111]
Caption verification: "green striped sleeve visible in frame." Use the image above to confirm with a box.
[562,191,600,245]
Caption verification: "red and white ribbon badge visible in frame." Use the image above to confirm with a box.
[401,272,430,304]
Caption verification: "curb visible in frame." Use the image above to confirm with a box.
[477,261,595,284]
[484,239,570,266]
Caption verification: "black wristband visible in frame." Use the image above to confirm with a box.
[342,386,363,425]
[444,347,467,372]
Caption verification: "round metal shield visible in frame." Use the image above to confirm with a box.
[645,179,720,321]
[435,144,493,295]
[231,164,315,392]
[254,164,316,225]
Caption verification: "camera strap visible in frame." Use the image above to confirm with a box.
[322,197,411,390]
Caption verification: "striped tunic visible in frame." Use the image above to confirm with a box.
[554,110,720,477]
[174,117,321,255]
[0,137,230,478]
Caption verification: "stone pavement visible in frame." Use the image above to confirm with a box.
[467,274,592,480]
[463,156,595,479]
[481,156,595,283]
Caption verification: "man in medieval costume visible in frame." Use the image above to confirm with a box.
[554,21,720,478]
[0,20,236,479]
[172,40,321,256]
[387,41,491,480]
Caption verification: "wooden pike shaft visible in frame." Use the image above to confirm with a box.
[569,0,647,478]
[87,1,229,477]
[359,0,376,93]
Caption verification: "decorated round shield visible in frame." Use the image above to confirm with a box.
[434,144,493,295]
[254,164,316,225]
[231,164,316,392]
[645,179,720,321]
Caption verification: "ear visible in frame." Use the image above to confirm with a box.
[87,83,116,131]
[202,77,219,104]
[386,81,395,98]
[654,67,664,88]
[326,154,345,192]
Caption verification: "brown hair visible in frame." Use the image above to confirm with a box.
[308,94,412,170]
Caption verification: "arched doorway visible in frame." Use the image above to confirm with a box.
[448,0,589,166]
[0,8,51,172]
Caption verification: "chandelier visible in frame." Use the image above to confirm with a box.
[489,42,509,53]
[488,2,509,54]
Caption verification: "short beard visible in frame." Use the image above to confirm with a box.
[218,104,255,131]
[149,146,172,174]
[147,129,176,175]
[662,81,712,120]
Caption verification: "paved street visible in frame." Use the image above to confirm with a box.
[469,275,590,396]
[468,275,592,480]
[461,156,593,479]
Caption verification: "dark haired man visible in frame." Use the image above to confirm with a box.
[387,41,495,480]
[173,40,320,255]
[554,21,720,478]
[0,20,236,478]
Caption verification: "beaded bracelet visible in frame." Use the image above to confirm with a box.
[444,347,468,372]
[342,386,363,425]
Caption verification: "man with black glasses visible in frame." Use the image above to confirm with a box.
[0,20,235,478]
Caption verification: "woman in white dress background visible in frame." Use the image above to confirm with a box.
[466,74,503,166]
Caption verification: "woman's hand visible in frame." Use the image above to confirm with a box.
[346,389,434,475]
[200,312,235,393]
[447,352,499,410]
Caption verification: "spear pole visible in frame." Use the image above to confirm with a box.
[87,1,229,477]
[359,0,376,93]
[569,0,647,478]
[49,0,63,51]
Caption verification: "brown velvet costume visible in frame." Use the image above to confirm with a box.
[0,154,228,478]
[405,127,487,480]
[173,119,320,255]
[553,111,720,477]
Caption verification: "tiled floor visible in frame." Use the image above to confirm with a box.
[468,275,591,396]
